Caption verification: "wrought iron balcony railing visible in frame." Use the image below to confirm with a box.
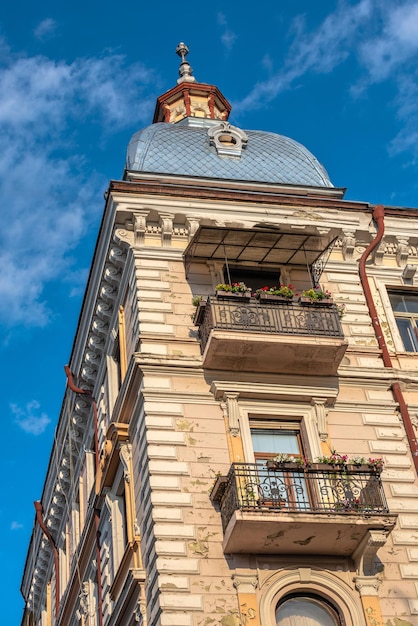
[198,297,343,354]
[211,463,390,532]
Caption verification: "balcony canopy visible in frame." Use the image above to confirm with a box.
[184,226,337,277]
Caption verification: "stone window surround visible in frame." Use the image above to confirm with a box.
[259,568,367,626]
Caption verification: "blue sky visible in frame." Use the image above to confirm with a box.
[2,0,418,621]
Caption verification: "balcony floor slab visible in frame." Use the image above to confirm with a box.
[222,510,397,556]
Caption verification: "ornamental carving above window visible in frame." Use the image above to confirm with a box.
[208,122,248,157]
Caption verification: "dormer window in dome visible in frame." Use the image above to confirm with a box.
[208,122,248,158]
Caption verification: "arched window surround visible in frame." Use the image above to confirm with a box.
[259,567,367,626]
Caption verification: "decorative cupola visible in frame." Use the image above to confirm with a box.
[152,43,232,124]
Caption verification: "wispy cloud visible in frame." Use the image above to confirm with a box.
[11,521,24,531]
[34,18,58,42]
[217,12,237,51]
[236,0,418,160]
[0,43,157,328]
[11,400,51,435]
[237,0,372,110]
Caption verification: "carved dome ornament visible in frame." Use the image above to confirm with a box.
[207,122,248,157]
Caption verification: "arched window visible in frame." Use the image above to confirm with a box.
[275,594,342,626]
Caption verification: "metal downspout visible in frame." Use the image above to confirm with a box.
[64,366,104,626]
[359,205,418,473]
[34,501,60,619]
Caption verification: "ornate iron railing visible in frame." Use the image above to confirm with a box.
[211,463,389,532]
[199,297,343,353]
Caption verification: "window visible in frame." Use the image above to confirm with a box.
[228,267,281,292]
[250,422,310,509]
[275,594,341,626]
[389,291,418,352]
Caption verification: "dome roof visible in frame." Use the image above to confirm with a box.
[125,118,333,188]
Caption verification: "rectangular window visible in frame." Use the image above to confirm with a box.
[389,291,418,352]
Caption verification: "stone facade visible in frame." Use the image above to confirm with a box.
[20,49,418,626]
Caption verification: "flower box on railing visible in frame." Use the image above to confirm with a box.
[266,460,302,470]
[216,290,252,299]
[299,297,333,306]
[256,293,294,304]
[193,301,207,325]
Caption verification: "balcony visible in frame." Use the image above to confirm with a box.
[197,297,348,375]
[211,463,396,556]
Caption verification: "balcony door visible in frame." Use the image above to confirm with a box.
[250,425,310,509]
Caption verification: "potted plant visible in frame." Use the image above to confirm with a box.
[266,453,302,470]
[299,286,333,306]
[367,457,384,474]
[215,282,252,298]
[314,452,348,470]
[191,295,207,325]
[256,284,296,303]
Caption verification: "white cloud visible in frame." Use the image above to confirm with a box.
[217,12,237,51]
[0,48,157,328]
[34,18,58,42]
[236,0,418,160]
[358,2,418,82]
[11,400,51,435]
[237,0,372,111]
[11,521,24,530]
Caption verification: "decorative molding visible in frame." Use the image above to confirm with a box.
[354,575,381,597]
[119,442,132,483]
[342,231,356,261]
[207,121,248,157]
[160,213,174,247]
[311,398,329,442]
[374,238,386,265]
[133,210,149,246]
[232,573,259,592]
[186,217,200,240]
[352,529,390,583]
[396,236,410,267]
[223,393,241,436]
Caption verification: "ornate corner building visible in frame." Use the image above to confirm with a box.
[20,43,418,626]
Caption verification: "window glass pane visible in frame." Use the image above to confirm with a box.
[389,293,407,312]
[251,429,300,454]
[276,597,339,626]
[396,318,418,352]
[389,293,418,313]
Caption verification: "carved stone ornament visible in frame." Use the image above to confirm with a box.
[311,398,328,442]
[208,121,248,157]
[352,529,390,595]
[342,231,356,261]
[374,237,386,265]
[186,217,200,241]
[134,600,147,624]
[133,210,149,246]
[396,236,410,267]
[160,213,174,247]
[232,573,259,593]
[222,393,241,437]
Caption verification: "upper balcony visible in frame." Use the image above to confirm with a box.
[196,296,348,375]
[211,463,396,557]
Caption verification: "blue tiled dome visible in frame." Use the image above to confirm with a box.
[126,119,333,188]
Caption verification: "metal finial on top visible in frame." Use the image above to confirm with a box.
[176,42,196,84]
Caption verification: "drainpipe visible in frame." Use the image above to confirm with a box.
[34,501,60,619]
[64,366,104,626]
[359,204,418,473]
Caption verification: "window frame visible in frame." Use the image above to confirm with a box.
[388,289,418,353]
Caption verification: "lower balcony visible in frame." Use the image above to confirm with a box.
[198,297,347,375]
[211,463,396,556]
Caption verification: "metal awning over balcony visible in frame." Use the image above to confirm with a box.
[184,226,338,279]
[211,463,396,556]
